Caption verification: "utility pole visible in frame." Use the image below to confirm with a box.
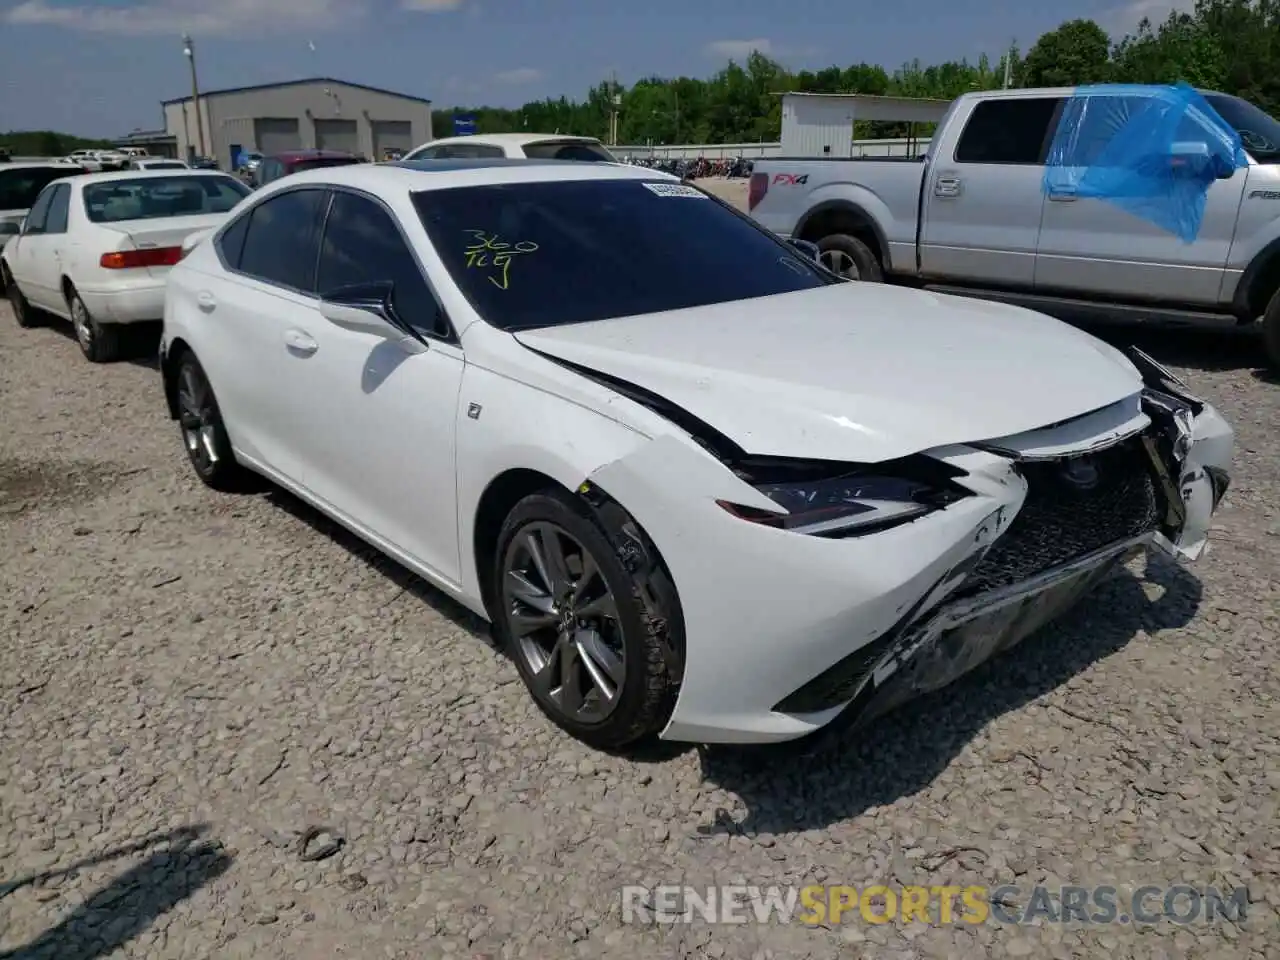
[609,71,622,146]
[1002,39,1015,89]
[182,34,206,159]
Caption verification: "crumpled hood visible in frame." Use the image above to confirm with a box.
[513,283,1144,463]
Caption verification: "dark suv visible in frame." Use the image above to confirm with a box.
[254,149,364,188]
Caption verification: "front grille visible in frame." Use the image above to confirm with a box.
[954,437,1159,599]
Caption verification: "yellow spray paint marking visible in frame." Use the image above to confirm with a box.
[463,229,539,290]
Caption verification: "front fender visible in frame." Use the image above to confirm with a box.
[454,361,656,603]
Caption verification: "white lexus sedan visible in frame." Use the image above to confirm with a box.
[2,169,250,361]
[159,159,1233,749]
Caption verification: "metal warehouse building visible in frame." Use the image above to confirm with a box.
[778,92,952,157]
[162,77,433,168]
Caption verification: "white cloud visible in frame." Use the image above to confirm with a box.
[2,0,364,35]
[401,0,466,9]
[494,67,542,84]
[704,38,772,60]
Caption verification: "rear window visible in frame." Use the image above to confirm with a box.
[142,162,188,170]
[83,175,251,223]
[287,157,362,173]
[413,178,833,331]
[521,140,616,162]
[0,166,75,211]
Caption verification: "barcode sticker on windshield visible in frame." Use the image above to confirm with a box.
[642,182,708,198]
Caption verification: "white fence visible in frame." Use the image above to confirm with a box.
[613,137,932,161]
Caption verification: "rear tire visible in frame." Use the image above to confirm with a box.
[816,233,883,282]
[69,287,123,363]
[1264,286,1280,371]
[4,265,39,329]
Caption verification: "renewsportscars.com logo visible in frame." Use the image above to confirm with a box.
[621,884,1250,926]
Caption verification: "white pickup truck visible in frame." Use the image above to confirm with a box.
[749,85,1280,368]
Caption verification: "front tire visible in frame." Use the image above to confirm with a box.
[491,488,680,750]
[817,233,883,282]
[69,287,123,363]
[174,351,252,492]
[1263,285,1280,371]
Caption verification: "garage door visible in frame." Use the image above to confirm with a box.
[253,118,301,156]
[371,120,412,160]
[315,119,358,154]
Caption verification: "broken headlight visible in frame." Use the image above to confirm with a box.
[716,455,971,537]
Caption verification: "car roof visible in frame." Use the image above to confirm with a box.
[417,133,605,149]
[271,158,678,195]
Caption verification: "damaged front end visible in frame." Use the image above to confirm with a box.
[776,347,1233,731]
[1129,348,1232,561]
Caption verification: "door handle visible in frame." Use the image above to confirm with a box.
[1048,188,1077,202]
[934,176,962,198]
[196,291,217,312]
[284,328,318,356]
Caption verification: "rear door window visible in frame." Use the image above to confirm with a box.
[21,185,57,233]
[44,184,70,233]
[236,188,326,292]
[954,98,1063,165]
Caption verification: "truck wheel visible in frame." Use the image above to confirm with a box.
[816,233,883,282]
[1265,286,1280,371]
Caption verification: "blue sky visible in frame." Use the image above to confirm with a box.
[0,0,1189,137]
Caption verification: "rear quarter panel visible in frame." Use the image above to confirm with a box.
[749,160,926,274]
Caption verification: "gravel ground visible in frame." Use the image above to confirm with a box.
[1,281,1278,959]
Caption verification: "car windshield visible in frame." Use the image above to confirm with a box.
[1204,93,1280,162]
[413,178,834,331]
[0,166,74,211]
[289,157,361,173]
[521,140,617,162]
[83,175,251,222]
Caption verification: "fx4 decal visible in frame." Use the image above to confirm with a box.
[772,173,809,186]
[1248,189,1280,199]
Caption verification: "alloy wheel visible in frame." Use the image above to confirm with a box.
[71,296,94,351]
[501,521,625,724]
[177,362,220,474]
[820,249,861,280]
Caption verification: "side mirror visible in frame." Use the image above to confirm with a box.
[786,237,822,263]
[319,281,399,337]
[1169,140,1236,180]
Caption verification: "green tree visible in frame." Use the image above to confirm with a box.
[418,2,1280,148]
[1021,19,1113,87]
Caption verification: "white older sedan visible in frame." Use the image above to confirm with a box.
[1,169,250,361]
[159,159,1233,749]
